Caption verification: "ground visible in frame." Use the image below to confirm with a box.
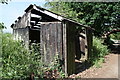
[69,53,119,79]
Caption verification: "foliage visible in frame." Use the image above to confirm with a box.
[1,33,41,78]
[0,0,10,4]
[0,22,64,79]
[42,53,65,78]
[44,2,79,21]
[0,23,6,30]
[45,2,120,37]
[110,32,120,40]
[90,37,109,67]
[1,33,64,79]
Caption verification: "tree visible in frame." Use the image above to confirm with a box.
[0,0,10,4]
[0,23,6,29]
[45,2,120,37]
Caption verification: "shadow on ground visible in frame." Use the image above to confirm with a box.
[75,60,93,74]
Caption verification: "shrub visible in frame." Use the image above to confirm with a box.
[0,33,64,79]
[90,37,109,67]
[110,32,120,40]
[1,33,42,78]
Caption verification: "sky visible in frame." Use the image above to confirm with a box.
[0,0,46,33]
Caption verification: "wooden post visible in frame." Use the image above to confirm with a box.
[85,27,93,60]
[63,21,75,76]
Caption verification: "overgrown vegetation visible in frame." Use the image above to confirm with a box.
[90,37,109,68]
[1,33,39,78]
[110,32,120,40]
[0,23,64,79]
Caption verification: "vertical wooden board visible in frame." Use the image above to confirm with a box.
[40,24,44,61]
[62,21,67,75]
[85,28,88,60]
[48,23,52,62]
[45,24,50,62]
[51,23,55,56]
[54,23,59,55]
[79,32,86,59]
[57,22,62,60]
[53,23,57,57]
[65,21,75,75]
[86,27,92,59]
[50,23,55,60]
[42,24,47,62]
[47,23,52,61]
[48,23,52,61]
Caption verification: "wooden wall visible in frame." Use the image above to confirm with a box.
[13,27,29,48]
[39,21,76,76]
[40,22,63,64]
[13,11,31,29]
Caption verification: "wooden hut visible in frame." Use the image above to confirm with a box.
[11,4,92,76]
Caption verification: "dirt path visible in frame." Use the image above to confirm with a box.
[70,53,119,78]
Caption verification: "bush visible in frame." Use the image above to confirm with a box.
[110,32,120,40]
[0,33,64,79]
[90,37,109,68]
[1,33,42,78]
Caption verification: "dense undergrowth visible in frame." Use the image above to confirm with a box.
[0,33,64,79]
[0,33,110,78]
[89,37,109,68]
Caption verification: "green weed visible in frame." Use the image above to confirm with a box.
[1,33,64,79]
[89,37,109,67]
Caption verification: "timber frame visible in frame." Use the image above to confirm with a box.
[11,4,93,76]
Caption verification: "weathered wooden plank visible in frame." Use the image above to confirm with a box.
[66,21,75,76]
[57,22,62,60]
[42,24,47,62]
[75,30,81,60]
[48,23,52,62]
[45,24,49,62]
[62,21,67,75]
[54,23,58,55]
[85,27,93,60]
[79,31,86,60]
[40,24,44,62]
